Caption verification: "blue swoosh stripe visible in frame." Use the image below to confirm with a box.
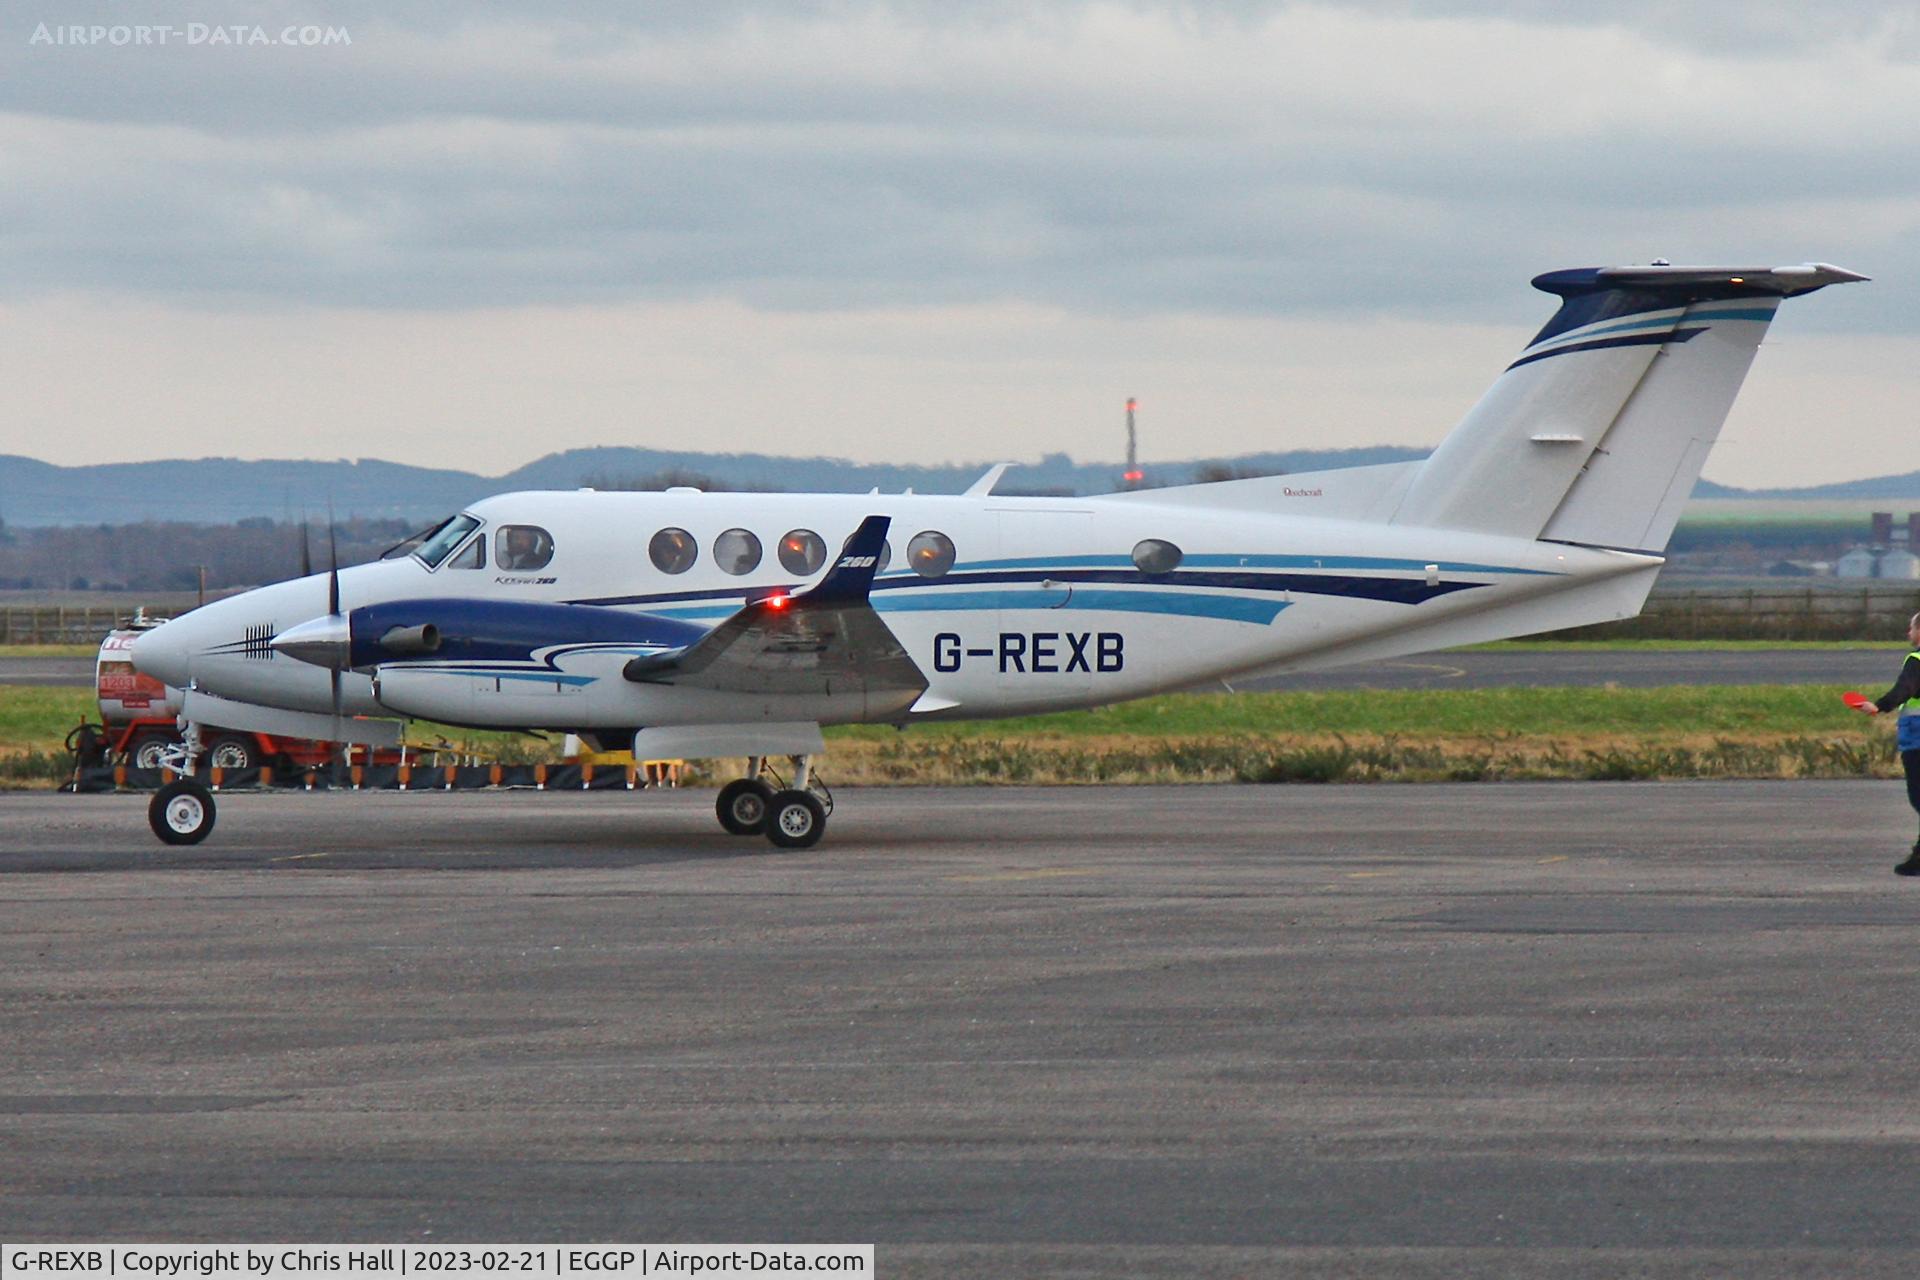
[964,554,1555,576]
[1507,327,1704,371]
[648,589,1291,625]
[874,589,1288,624]
[1540,303,1774,351]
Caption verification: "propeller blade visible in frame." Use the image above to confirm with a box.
[298,512,312,579]
[327,504,344,784]
[327,503,341,618]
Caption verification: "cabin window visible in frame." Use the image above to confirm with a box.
[714,528,762,576]
[779,529,826,575]
[907,531,955,578]
[407,514,481,568]
[497,525,555,572]
[1132,538,1183,574]
[649,527,699,575]
[447,534,486,570]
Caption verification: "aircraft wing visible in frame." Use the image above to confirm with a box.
[621,515,929,699]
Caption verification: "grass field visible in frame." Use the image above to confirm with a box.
[3,684,1900,788]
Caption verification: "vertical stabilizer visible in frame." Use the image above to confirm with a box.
[1391,264,1866,545]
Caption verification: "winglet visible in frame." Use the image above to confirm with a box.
[964,463,1014,497]
[803,515,892,604]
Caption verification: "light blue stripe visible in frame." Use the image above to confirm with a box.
[874,589,1287,625]
[960,554,1553,576]
[650,604,745,619]
[1684,305,1777,323]
[1538,303,1776,352]
[1550,311,1684,344]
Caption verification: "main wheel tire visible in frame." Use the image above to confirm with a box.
[149,779,217,846]
[765,789,826,849]
[206,735,257,771]
[716,778,774,836]
[129,732,175,770]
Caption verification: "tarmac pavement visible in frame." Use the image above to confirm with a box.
[3,783,1920,1275]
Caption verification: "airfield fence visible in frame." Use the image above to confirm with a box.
[0,606,122,646]
[1560,584,1920,641]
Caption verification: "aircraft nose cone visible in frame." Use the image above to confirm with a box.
[271,614,351,669]
[128,624,188,688]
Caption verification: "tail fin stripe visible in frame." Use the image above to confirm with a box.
[1507,327,1703,372]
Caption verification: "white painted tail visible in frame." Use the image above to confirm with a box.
[1391,264,1866,549]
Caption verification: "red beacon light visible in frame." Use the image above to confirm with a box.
[764,594,790,611]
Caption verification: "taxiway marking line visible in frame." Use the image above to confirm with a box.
[269,852,338,863]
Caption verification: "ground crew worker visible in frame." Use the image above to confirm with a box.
[1851,611,1920,875]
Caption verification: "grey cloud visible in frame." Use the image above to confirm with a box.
[3,2,1914,327]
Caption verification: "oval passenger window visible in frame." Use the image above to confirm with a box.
[779,529,826,575]
[649,527,699,575]
[1132,538,1183,574]
[908,531,956,578]
[714,528,761,576]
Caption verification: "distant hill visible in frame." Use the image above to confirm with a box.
[2,445,1911,528]
[0,446,1427,528]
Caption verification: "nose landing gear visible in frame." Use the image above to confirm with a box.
[146,719,215,846]
[149,777,217,845]
[715,754,833,849]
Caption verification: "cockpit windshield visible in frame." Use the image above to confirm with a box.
[384,514,482,568]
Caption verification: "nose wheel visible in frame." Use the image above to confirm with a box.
[149,778,217,846]
[715,755,832,848]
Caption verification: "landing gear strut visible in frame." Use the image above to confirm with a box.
[716,754,832,849]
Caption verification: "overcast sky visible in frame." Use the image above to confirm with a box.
[4,1,1915,487]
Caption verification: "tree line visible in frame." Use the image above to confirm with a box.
[0,516,419,591]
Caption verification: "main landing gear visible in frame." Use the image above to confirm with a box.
[715,754,832,849]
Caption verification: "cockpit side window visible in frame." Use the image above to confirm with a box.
[411,514,482,568]
[497,525,555,572]
[447,533,486,570]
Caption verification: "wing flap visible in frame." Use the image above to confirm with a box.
[622,515,929,701]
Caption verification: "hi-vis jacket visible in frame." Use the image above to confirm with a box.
[1873,651,1920,751]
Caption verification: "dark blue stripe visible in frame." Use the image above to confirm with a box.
[1527,281,1677,346]
[1506,327,1702,372]
[873,568,1476,606]
[874,588,1289,625]
[573,567,1480,611]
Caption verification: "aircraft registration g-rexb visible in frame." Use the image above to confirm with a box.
[130,262,1867,848]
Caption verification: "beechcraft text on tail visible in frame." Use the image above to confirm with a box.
[129,261,1868,847]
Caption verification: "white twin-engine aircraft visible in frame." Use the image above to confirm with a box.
[130,262,1865,848]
